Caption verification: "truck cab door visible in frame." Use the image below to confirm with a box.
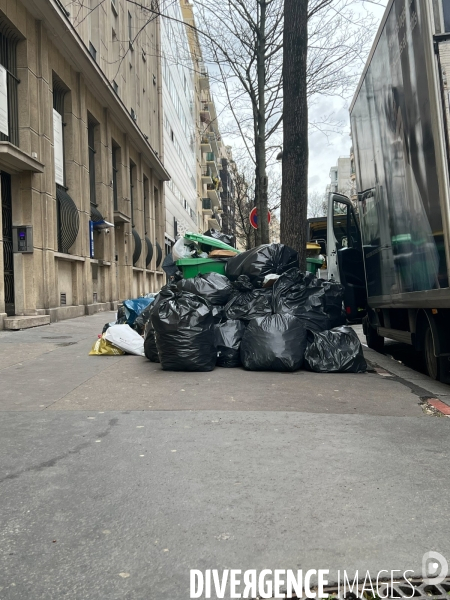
[327,193,367,320]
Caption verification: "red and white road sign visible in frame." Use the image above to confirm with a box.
[249,207,271,230]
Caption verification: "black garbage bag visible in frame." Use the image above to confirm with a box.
[151,286,216,371]
[225,287,273,322]
[162,252,178,277]
[134,301,156,335]
[232,274,254,292]
[116,305,126,323]
[240,314,307,372]
[212,305,227,324]
[215,320,246,368]
[177,272,233,305]
[272,269,345,332]
[226,243,299,285]
[144,321,160,362]
[304,326,367,373]
[201,228,234,253]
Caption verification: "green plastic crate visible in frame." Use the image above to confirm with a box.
[306,257,323,276]
[176,257,227,278]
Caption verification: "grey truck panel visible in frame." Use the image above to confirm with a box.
[350,0,449,302]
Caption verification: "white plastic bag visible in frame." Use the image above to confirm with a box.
[105,324,145,356]
[172,237,196,261]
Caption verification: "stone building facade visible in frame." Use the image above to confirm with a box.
[0,0,168,330]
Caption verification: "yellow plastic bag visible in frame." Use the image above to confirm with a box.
[89,337,125,356]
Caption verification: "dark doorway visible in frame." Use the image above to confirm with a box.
[1,172,14,315]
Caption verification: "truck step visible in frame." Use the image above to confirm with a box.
[378,327,412,345]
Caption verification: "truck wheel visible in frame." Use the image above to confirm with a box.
[423,325,440,380]
[366,324,384,353]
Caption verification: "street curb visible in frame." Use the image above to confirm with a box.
[366,359,450,416]
[427,398,450,416]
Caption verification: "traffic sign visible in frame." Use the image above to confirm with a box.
[249,207,271,229]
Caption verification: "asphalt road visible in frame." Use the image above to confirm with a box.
[0,313,449,600]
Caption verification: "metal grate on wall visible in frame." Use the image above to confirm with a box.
[155,241,162,267]
[145,236,153,267]
[132,228,142,266]
[56,185,79,253]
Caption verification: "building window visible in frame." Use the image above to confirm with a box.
[143,175,149,234]
[53,76,79,254]
[88,116,97,207]
[112,143,119,211]
[53,80,66,185]
[443,0,450,31]
[128,11,133,47]
[130,161,135,227]
[0,28,19,147]
[89,41,97,61]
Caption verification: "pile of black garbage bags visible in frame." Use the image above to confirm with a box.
[142,243,367,374]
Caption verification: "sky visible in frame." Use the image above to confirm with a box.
[307,0,387,197]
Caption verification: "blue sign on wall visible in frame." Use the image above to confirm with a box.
[89,220,94,258]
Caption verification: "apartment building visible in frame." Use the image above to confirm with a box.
[0,0,168,330]
[219,147,238,242]
[180,0,224,235]
[161,0,198,245]
[325,156,352,198]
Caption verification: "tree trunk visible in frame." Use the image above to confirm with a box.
[280,0,308,270]
[255,0,270,246]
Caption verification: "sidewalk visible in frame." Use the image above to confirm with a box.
[0,314,449,599]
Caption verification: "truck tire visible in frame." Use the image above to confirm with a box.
[366,324,384,353]
[423,324,440,380]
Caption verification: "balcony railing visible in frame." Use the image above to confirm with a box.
[202,197,212,211]
[199,69,209,91]
[201,165,212,179]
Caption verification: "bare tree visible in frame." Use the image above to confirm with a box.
[307,190,327,218]
[227,159,281,250]
[232,170,256,251]
[195,0,284,247]
[281,0,378,267]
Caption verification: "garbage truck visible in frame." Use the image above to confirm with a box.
[326,0,450,382]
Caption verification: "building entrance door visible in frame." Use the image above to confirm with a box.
[1,172,14,316]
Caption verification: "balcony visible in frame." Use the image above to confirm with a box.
[208,212,221,230]
[199,69,209,91]
[200,105,211,124]
[206,152,220,177]
[208,132,220,156]
[201,136,212,153]
[207,183,221,209]
[201,165,213,184]
[202,197,213,215]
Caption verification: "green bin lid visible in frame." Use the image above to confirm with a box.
[176,257,227,265]
[306,257,324,265]
[184,231,240,253]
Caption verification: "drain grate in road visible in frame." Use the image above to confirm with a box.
[41,336,72,340]
[252,577,450,600]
